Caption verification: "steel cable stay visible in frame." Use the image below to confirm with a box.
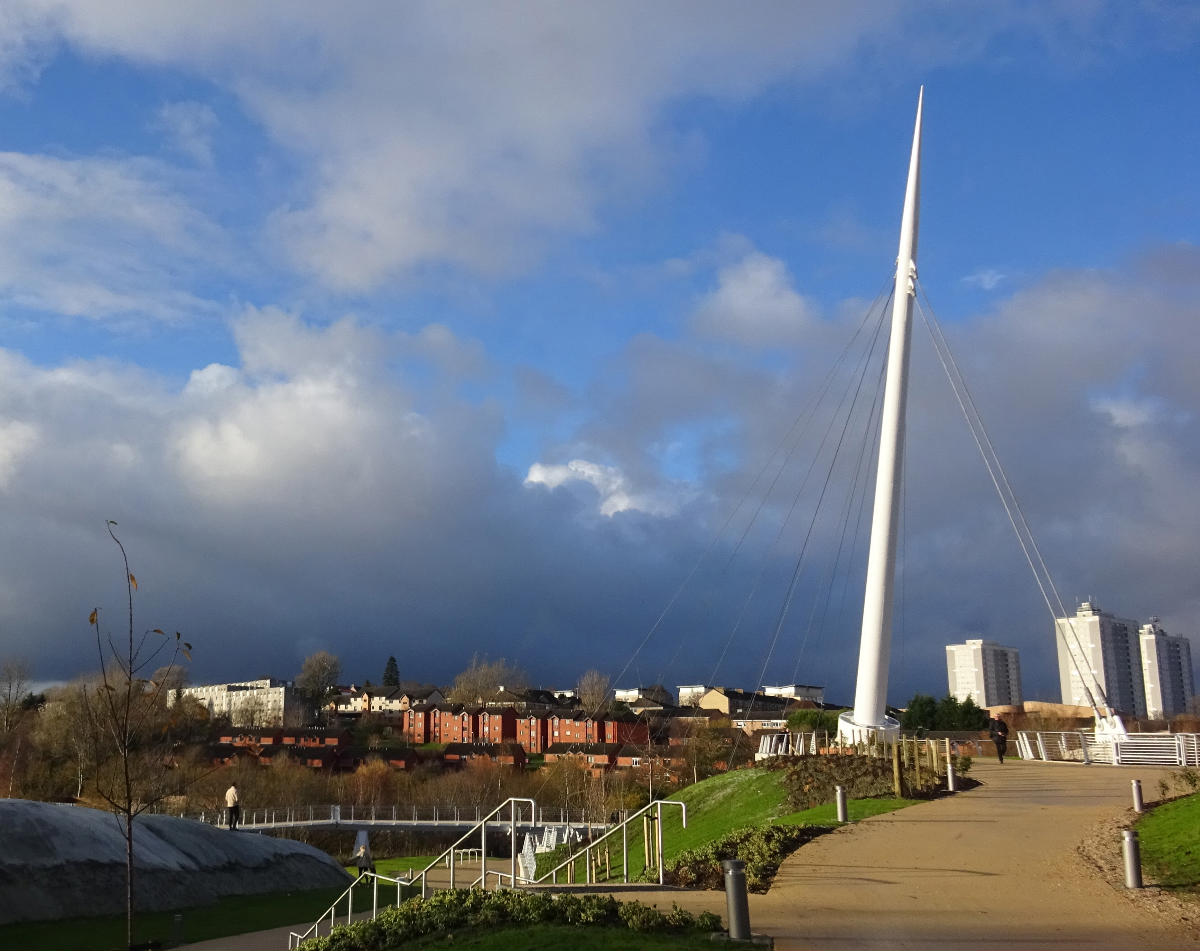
[790,332,889,685]
[609,274,894,699]
[914,282,1118,725]
[705,286,892,692]
[727,293,895,764]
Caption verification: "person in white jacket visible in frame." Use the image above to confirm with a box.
[225,783,241,830]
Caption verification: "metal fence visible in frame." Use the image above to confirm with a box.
[1017,731,1200,766]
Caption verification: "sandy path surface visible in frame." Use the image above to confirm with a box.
[615,759,1199,950]
[182,759,1200,950]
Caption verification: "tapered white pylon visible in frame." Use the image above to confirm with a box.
[839,88,923,743]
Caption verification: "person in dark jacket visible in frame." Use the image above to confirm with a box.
[354,843,375,878]
[989,718,1009,763]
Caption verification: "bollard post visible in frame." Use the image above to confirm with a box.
[171,913,184,948]
[1123,829,1143,889]
[1131,779,1144,814]
[947,763,957,792]
[835,786,848,823]
[722,859,751,941]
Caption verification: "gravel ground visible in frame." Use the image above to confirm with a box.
[1075,803,1200,939]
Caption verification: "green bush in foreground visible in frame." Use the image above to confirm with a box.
[297,888,722,951]
[661,823,832,893]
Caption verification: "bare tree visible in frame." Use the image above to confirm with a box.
[448,655,529,703]
[34,680,97,800]
[1,658,30,734]
[296,651,342,721]
[83,521,195,948]
[576,669,611,714]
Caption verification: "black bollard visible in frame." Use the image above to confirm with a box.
[722,859,751,941]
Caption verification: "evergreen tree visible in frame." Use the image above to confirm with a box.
[382,655,400,687]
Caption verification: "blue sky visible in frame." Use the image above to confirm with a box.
[0,1,1198,707]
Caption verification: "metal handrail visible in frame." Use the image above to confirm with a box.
[411,797,535,898]
[287,870,410,949]
[534,799,686,887]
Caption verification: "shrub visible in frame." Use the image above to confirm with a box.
[776,752,944,808]
[618,901,668,932]
[660,824,831,893]
[297,887,719,950]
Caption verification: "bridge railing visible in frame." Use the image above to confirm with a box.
[153,801,605,829]
[1018,731,1200,766]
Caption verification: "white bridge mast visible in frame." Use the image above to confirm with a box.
[839,88,924,744]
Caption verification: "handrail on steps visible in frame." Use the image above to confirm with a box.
[287,797,535,949]
[534,799,686,887]
[287,870,409,950]
[410,797,536,898]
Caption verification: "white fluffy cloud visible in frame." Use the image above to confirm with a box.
[692,250,818,345]
[0,0,994,290]
[525,459,677,517]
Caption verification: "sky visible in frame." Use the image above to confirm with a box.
[0,1,1198,706]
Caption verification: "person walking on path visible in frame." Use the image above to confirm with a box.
[225,783,241,830]
[989,717,1009,764]
[354,843,374,878]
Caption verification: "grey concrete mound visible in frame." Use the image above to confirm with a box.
[0,799,351,925]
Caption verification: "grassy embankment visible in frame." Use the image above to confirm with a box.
[539,766,917,880]
[1137,791,1200,888]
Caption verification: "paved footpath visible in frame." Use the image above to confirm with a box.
[618,760,1198,950]
[183,760,1199,950]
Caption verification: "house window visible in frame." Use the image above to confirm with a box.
[631,757,641,767]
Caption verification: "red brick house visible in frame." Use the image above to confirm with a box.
[552,712,605,745]
[603,715,649,746]
[543,742,621,776]
[478,707,516,743]
[516,712,549,753]
[443,742,527,769]
[439,705,480,744]
[403,704,436,744]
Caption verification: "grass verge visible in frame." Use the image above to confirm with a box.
[1137,792,1200,888]
[536,766,918,882]
[0,886,358,951]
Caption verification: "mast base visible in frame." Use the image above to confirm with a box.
[837,711,900,745]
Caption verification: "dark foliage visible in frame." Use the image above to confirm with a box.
[660,824,832,893]
[297,889,722,950]
[772,752,944,809]
[901,694,989,731]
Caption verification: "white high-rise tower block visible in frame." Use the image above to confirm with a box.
[1139,619,1196,719]
[945,639,1022,707]
[1056,601,1146,718]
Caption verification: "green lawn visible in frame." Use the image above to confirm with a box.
[346,855,442,878]
[396,922,755,950]
[0,886,355,951]
[651,767,917,863]
[1137,792,1200,888]
[538,766,918,881]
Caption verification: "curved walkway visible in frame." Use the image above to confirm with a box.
[182,759,1199,950]
[622,759,1198,950]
